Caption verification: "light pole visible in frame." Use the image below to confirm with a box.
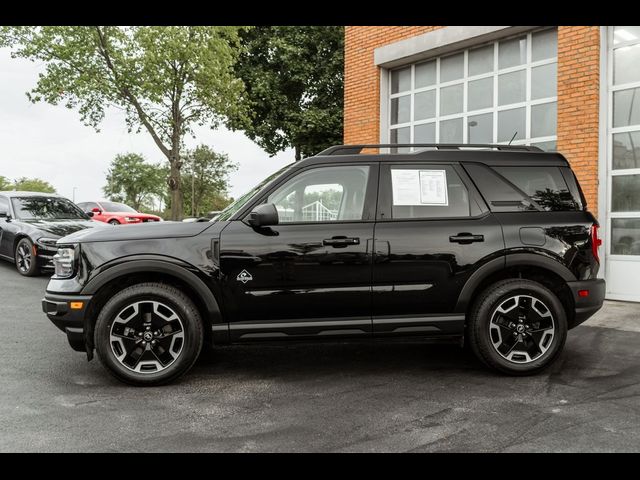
[72,186,78,202]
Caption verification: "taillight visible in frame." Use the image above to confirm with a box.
[591,224,602,263]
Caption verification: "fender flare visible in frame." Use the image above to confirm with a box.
[454,253,577,313]
[81,257,222,321]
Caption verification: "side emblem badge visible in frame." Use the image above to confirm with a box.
[237,269,253,284]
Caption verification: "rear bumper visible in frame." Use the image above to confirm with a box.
[42,293,93,352]
[566,278,606,329]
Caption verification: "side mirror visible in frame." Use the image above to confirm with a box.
[247,203,279,228]
[86,211,94,218]
[92,207,102,214]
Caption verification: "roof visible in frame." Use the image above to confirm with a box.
[303,144,569,168]
[0,191,62,198]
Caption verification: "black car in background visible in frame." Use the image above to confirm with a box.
[42,144,605,385]
[0,191,104,276]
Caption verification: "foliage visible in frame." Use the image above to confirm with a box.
[181,145,237,217]
[0,26,249,219]
[0,176,12,191]
[103,153,166,211]
[228,26,344,160]
[12,177,56,193]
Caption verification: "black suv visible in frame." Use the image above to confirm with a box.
[42,144,605,386]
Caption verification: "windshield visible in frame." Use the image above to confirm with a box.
[215,163,294,221]
[11,197,88,220]
[99,202,137,213]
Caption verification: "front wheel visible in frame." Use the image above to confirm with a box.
[108,219,120,225]
[15,238,39,276]
[467,279,567,375]
[94,283,204,386]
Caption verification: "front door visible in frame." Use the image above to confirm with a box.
[372,162,503,335]
[220,163,378,341]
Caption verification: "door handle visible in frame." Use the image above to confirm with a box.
[449,233,484,244]
[323,236,360,248]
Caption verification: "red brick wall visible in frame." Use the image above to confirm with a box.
[344,26,601,214]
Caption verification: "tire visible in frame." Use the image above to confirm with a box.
[94,282,204,386]
[467,279,567,376]
[15,238,39,277]
[108,219,120,225]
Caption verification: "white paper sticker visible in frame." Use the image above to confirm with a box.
[391,169,448,206]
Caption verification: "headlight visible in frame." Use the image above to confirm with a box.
[37,237,58,247]
[52,246,77,278]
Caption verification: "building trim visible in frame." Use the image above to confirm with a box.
[598,25,608,281]
[374,26,539,68]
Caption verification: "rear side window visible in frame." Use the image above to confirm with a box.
[493,166,582,211]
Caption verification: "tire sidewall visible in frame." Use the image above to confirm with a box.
[470,280,568,374]
[15,238,38,276]
[95,284,203,386]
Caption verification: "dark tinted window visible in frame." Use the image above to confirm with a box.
[493,166,580,211]
[463,163,534,212]
[388,165,471,219]
[11,197,87,220]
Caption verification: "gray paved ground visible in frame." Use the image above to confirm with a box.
[0,259,639,452]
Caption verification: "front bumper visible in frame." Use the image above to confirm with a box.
[42,293,93,352]
[566,278,606,329]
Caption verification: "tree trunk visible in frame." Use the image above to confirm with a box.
[295,144,301,161]
[168,159,183,221]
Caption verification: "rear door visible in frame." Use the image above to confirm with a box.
[0,195,12,258]
[372,162,504,336]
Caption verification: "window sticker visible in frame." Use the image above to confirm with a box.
[391,169,448,206]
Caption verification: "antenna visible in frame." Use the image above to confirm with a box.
[508,132,518,145]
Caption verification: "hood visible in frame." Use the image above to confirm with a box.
[20,218,106,238]
[58,219,214,244]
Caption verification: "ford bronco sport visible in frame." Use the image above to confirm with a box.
[42,144,605,386]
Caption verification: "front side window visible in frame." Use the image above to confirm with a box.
[388,165,470,219]
[0,196,9,214]
[11,197,88,220]
[267,166,370,223]
[388,28,558,151]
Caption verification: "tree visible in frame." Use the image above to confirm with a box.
[103,153,166,211]
[228,26,344,161]
[0,26,249,220]
[0,176,12,191]
[181,145,237,217]
[13,177,56,193]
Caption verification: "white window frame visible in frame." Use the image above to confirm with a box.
[385,28,558,149]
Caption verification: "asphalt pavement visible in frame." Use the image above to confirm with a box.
[0,259,638,452]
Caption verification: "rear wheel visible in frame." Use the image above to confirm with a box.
[15,238,39,277]
[467,279,567,375]
[108,219,120,225]
[95,283,204,386]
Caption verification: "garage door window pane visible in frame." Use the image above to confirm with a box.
[440,53,464,82]
[414,123,436,143]
[531,140,557,152]
[468,77,493,111]
[612,175,640,212]
[531,63,557,100]
[390,127,410,144]
[613,132,640,170]
[531,102,557,138]
[468,45,494,76]
[440,84,463,116]
[468,113,493,143]
[498,108,525,142]
[415,61,436,88]
[499,36,527,69]
[440,118,463,143]
[611,218,640,255]
[613,88,640,128]
[391,95,410,125]
[614,44,640,85]
[532,29,557,61]
[613,26,640,45]
[498,70,526,106]
[414,90,436,121]
[391,67,411,94]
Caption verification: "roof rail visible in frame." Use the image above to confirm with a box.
[315,144,543,156]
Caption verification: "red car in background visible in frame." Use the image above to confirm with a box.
[76,201,162,225]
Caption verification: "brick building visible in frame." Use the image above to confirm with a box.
[343,26,640,301]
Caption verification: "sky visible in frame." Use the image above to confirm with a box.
[0,47,294,204]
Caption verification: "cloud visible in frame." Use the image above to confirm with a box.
[0,47,295,203]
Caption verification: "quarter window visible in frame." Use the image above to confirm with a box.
[267,166,370,223]
[388,28,558,151]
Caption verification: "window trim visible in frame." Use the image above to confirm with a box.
[239,162,381,226]
[382,27,558,150]
[376,162,488,222]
